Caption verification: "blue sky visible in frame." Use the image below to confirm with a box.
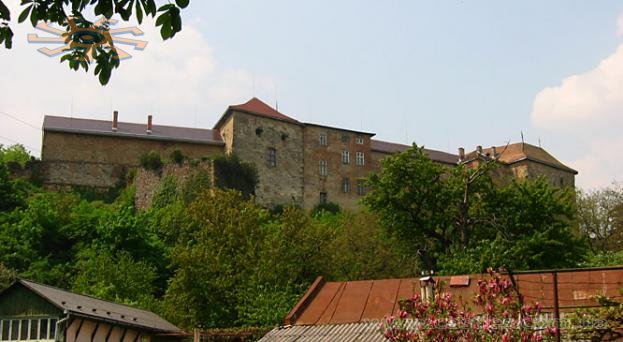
[1,1,623,189]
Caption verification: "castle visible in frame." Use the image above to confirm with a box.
[41,97,577,210]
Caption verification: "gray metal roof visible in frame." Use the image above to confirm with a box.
[259,321,421,341]
[370,140,459,165]
[17,279,181,333]
[43,115,224,146]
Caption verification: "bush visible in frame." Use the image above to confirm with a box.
[311,202,340,216]
[213,154,258,197]
[170,150,184,164]
[140,150,163,171]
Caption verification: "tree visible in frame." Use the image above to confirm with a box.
[0,0,191,85]
[576,183,623,252]
[364,144,586,273]
[0,144,32,166]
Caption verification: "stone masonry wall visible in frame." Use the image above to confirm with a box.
[230,111,304,208]
[302,125,375,211]
[134,160,214,210]
[42,131,224,166]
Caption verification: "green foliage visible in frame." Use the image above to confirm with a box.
[140,150,163,171]
[181,169,211,204]
[72,249,158,307]
[576,183,623,252]
[0,263,16,291]
[579,250,623,267]
[564,293,623,341]
[0,144,31,166]
[311,201,341,216]
[170,150,185,164]
[213,154,258,197]
[0,162,28,211]
[152,176,179,209]
[0,0,191,85]
[364,144,587,273]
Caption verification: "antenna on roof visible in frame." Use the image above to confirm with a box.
[252,72,256,97]
[274,83,278,111]
[520,131,524,143]
[538,137,541,147]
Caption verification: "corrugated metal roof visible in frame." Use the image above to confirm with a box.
[370,140,459,165]
[258,321,390,342]
[17,279,181,333]
[43,115,224,145]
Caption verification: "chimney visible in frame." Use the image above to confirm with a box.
[458,147,465,161]
[112,110,118,132]
[491,146,497,158]
[476,145,483,155]
[147,115,152,134]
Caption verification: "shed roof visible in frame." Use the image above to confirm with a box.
[43,115,224,146]
[8,279,181,333]
[370,140,459,165]
[464,142,577,174]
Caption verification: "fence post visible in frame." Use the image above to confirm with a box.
[193,328,200,342]
[552,272,561,342]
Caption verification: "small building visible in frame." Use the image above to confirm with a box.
[0,279,182,342]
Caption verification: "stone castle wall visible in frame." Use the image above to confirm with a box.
[42,131,224,166]
[302,125,375,211]
[134,160,214,209]
[230,111,305,207]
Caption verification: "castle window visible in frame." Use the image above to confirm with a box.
[319,160,328,176]
[267,147,277,167]
[319,132,327,146]
[356,137,364,144]
[341,178,350,193]
[357,179,366,195]
[319,192,327,204]
[356,152,365,165]
[341,134,350,143]
[342,150,350,164]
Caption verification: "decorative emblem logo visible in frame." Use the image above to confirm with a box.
[27,18,148,60]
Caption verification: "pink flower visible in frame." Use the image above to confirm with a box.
[399,310,408,319]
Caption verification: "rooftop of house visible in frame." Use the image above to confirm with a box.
[260,267,623,341]
[3,279,181,333]
[463,142,577,174]
[43,115,224,145]
[214,97,301,129]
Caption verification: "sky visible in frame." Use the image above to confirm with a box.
[1,1,623,189]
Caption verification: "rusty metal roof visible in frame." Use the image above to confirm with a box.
[15,279,181,333]
[370,140,459,165]
[43,115,224,145]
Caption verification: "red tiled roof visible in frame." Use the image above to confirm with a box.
[214,97,300,128]
[285,267,623,326]
[370,140,459,165]
[464,142,577,174]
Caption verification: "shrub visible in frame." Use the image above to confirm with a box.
[140,150,163,171]
[213,154,258,197]
[170,150,184,164]
[311,202,340,216]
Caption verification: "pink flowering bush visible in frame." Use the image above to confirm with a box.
[380,268,557,341]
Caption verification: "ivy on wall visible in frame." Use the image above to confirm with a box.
[213,154,258,198]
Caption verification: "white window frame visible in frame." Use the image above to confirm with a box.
[0,317,57,341]
[319,132,327,147]
[341,178,350,193]
[319,160,328,176]
[341,150,350,164]
[357,179,365,195]
[356,137,364,145]
[356,152,365,166]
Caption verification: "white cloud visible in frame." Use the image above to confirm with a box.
[531,16,623,189]
[618,13,623,36]
[0,0,276,155]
